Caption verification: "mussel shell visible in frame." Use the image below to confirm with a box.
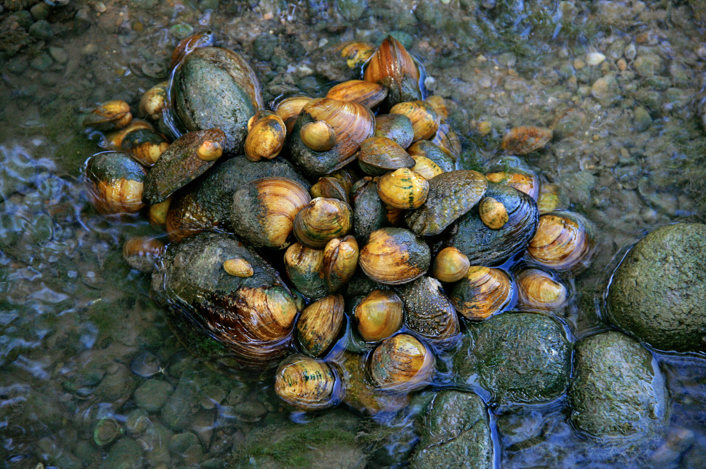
[143,129,226,205]
[359,227,431,285]
[486,170,540,201]
[376,168,429,210]
[311,177,349,204]
[389,100,440,142]
[431,246,470,283]
[296,294,345,357]
[153,232,299,370]
[337,352,409,415]
[274,96,312,133]
[448,182,539,266]
[500,126,553,155]
[515,267,568,312]
[122,236,166,273]
[120,128,170,167]
[283,242,328,300]
[525,211,596,275]
[363,35,423,107]
[537,183,563,214]
[351,177,388,243]
[358,136,415,176]
[84,151,147,214]
[407,140,456,173]
[83,100,132,131]
[353,290,404,342]
[431,121,461,161]
[326,80,388,109]
[171,46,263,154]
[410,155,444,180]
[275,355,342,410]
[368,333,436,392]
[244,111,286,161]
[405,170,488,237]
[139,81,169,121]
[449,266,514,321]
[374,114,415,149]
[396,276,460,347]
[323,235,359,293]
[293,197,353,249]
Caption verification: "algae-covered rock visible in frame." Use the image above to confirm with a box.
[409,390,494,469]
[453,312,571,404]
[569,331,668,439]
[606,223,706,353]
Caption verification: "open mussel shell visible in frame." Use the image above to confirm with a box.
[396,276,460,347]
[515,267,568,312]
[122,236,166,273]
[231,177,311,249]
[368,333,436,392]
[448,182,539,266]
[449,266,514,321]
[431,246,470,283]
[165,156,310,242]
[390,100,440,142]
[143,129,226,205]
[405,170,488,237]
[359,228,431,285]
[289,97,375,177]
[358,136,414,176]
[323,235,359,293]
[83,100,132,132]
[284,242,328,300]
[374,113,415,149]
[275,355,343,411]
[153,232,300,370]
[244,110,286,161]
[296,294,345,357]
[326,80,388,109]
[351,177,388,243]
[293,197,353,249]
[354,290,404,342]
[84,151,147,214]
[526,211,597,275]
[363,35,422,107]
[407,140,456,173]
[377,168,429,210]
[170,46,263,154]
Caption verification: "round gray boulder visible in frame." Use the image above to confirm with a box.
[606,223,706,353]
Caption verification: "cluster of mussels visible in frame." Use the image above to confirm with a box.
[82,32,596,414]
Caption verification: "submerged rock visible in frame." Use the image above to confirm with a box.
[453,312,572,404]
[606,223,706,353]
[569,331,668,439]
[409,390,494,469]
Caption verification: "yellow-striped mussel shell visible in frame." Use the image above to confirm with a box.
[486,170,540,201]
[296,294,345,357]
[84,151,147,214]
[500,126,553,155]
[374,113,415,149]
[425,95,449,120]
[431,247,470,283]
[244,110,287,161]
[389,100,440,142]
[354,290,404,343]
[358,136,415,176]
[83,100,132,131]
[275,355,342,411]
[323,235,359,293]
[284,242,328,300]
[326,80,388,109]
[406,140,455,173]
[359,227,431,285]
[122,236,166,273]
[311,176,349,203]
[397,276,460,347]
[293,197,353,249]
[230,177,312,249]
[107,120,169,167]
[274,95,312,133]
[376,168,429,210]
[368,333,435,392]
[479,197,509,230]
[139,81,169,121]
[515,268,568,312]
[106,119,153,149]
[411,154,444,180]
[431,121,461,161]
[328,167,358,195]
[449,266,514,321]
[526,211,596,274]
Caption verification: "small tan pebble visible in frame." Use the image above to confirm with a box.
[573,58,586,70]
[223,258,254,277]
[617,58,628,71]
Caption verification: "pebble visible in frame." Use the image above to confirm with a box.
[49,46,68,64]
[586,52,606,66]
[573,58,586,70]
[199,0,219,10]
[170,23,194,40]
[696,45,706,60]
[14,10,34,30]
[6,56,29,74]
[30,2,50,21]
[591,75,620,105]
[82,43,99,56]
[134,379,174,412]
[30,52,53,71]
[624,43,637,60]
[617,58,628,71]
[634,53,664,76]
[28,20,53,40]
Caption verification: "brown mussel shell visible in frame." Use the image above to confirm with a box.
[368,333,435,392]
[311,177,349,204]
[354,290,405,343]
[479,196,509,230]
[244,110,287,161]
[515,268,568,312]
[290,97,375,177]
[149,197,171,226]
[449,266,514,321]
[340,42,376,69]
[500,126,553,155]
[170,30,216,69]
[120,127,170,167]
[425,95,449,121]
[323,235,359,293]
[431,247,470,283]
[376,168,429,210]
[230,177,311,249]
[526,211,596,275]
[153,232,299,370]
[274,96,312,133]
[359,227,431,285]
[83,100,132,132]
[363,36,422,106]
[396,276,460,347]
[405,170,488,237]
[143,129,226,205]
[448,182,539,266]
[283,242,328,300]
[296,294,345,357]
[431,121,462,161]
[122,236,166,273]
[537,183,564,214]
[326,80,388,109]
[486,170,540,201]
[275,355,342,411]
[374,113,415,149]
[223,258,254,278]
[389,100,440,142]
[84,151,147,214]
[293,198,353,249]
[358,136,415,176]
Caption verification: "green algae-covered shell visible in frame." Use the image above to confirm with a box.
[448,182,539,266]
[171,46,263,154]
[152,232,299,371]
[405,170,488,237]
[351,177,388,243]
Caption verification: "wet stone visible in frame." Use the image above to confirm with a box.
[48,46,68,64]
[253,33,278,61]
[13,10,33,29]
[170,22,194,40]
[233,401,268,421]
[30,52,53,71]
[337,0,367,21]
[28,19,53,40]
[6,55,28,74]
[591,74,620,106]
[160,375,199,431]
[634,52,665,77]
[134,379,174,412]
[29,2,49,21]
[633,106,652,131]
[125,408,151,435]
[99,437,144,469]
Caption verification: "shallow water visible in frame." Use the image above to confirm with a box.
[1,0,706,468]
